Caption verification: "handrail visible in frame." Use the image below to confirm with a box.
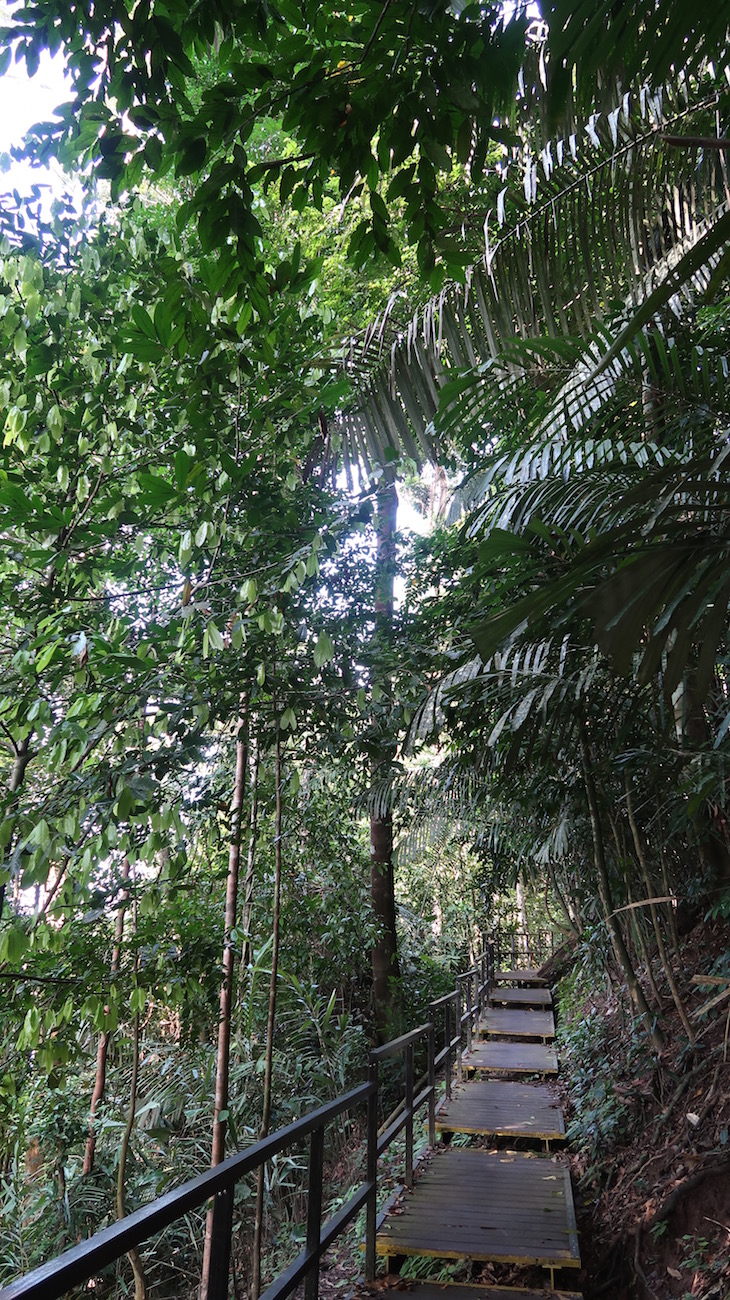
[493,927,558,969]
[370,1020,432,1061]
[1,1083,374,1300]
[429,988,458,1009]
[2,938,496,1300]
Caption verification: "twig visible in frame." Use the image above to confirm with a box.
[698,1062,722,1124]
[704,1215,730,1233]
[654,1045,723,1127]
[692,984,730,1019]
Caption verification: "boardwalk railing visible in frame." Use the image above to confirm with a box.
[1,942,494,1300]
[494,927,558,970]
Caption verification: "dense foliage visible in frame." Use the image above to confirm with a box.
[1,1,730,1297]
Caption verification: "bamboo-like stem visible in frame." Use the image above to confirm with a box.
[240,731,260,976]
[580,725,664,1051]
[608,812,662,1009]
[625,781,695,1044]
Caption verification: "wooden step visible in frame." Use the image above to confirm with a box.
[436,1079,565,1142]
[479,1008,556,1041]
[464,1041,559,1076]
[396,1286,582,1299]
[375,1147,580,1270]
[489,987,553,1009]
[494,969,547,987]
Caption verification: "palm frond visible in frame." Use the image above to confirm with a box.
[333,75,729,474]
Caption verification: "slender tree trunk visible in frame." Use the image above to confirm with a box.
[658,839,681,958]
[546,862,580,936]
[625,781,695,1044]
[370,469,401,1037]
[83,858,131,1175]
[117,871,146,1300]
[0,732,32,920]
[252,730,284,1300]
[240,733,260,975]
[200,711,248,1299]
[580,726,664,1051]
[607,812,663,1009]
[515,873,529,959]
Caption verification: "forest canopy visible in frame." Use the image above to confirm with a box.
[1,1,730,1297]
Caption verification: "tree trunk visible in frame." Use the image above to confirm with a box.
[370,469,401,1038]
[200,711,248,1299]
[117,869,147,1300]
[83,858,131,1175]
[580,725,664,1052]
[252,729,284,1300]
[240,732,260,975]
[516,873,529,959]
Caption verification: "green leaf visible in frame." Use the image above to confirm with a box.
[313,631,334,668]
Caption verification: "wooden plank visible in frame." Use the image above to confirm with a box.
[399,1286,583,1300]
[464,1041,559,1076]
[435,1079,565,1141]
[494,969,547,987]
[479,1007,556,1040]
[375,1148,580,1268]
[489,987,553,1009]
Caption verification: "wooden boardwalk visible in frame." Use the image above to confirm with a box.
[376,1148,579,1269]
[436,1079,565,1143]
[401,1286,582,1299]
[494,969,548,986]
[489,986,553,1008]
[464,1040,559,1075]
[480,1007,556,1040]
[374,970,580,1293]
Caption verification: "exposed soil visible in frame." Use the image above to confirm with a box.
[561,918,730,1300]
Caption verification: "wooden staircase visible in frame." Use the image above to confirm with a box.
[373,966,582,1297]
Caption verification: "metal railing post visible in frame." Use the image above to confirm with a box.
[206,1187,234,1300]
[405,1043,414,1189]
[464,975,472,1053]
[427,1022,436,1148]
[365,1060,378,1283]
[444,1000,452,1099]
[455,982,463,1082]
[303,1127,324,1300]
